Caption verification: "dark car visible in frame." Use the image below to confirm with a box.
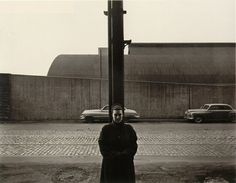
[184,103,236,123]
[80,105,140,123]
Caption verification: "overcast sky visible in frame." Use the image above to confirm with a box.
[0,0,235,76]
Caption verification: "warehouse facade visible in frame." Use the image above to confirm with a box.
[0,43,235,121]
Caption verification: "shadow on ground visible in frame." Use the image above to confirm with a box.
[0,162,235,183]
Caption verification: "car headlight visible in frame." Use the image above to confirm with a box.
[80,114,85,120]
[184,111,193,118]
[134,114,140,118]
[187,113,193,118]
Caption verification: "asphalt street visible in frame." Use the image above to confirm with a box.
[0,121,235,183]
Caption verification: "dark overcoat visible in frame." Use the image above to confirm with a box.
[98,123,138,183]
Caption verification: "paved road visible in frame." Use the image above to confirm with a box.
[0,122,236,183]
[0,122,235,160]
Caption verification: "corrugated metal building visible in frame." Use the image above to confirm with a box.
[48,43,235,84]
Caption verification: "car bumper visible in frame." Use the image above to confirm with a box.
[126,115,140,119]
[184,114,194,120]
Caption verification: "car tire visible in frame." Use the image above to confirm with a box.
[85,116,94,123]
[194,116,204,123]
[229,116,235,122]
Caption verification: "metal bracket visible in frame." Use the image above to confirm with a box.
[104,10,126,16]
[124,40,132,48]
[104,11,108,16]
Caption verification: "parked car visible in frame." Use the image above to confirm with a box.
[80,105,140,123]
[184,103,236,123]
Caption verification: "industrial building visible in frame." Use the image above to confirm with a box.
[0,43,235,121]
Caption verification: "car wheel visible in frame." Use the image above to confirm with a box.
[229,116,235,122]
[194,116,203,123]
[85,116,94,123]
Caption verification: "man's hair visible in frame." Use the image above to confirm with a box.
[111,104,123,112]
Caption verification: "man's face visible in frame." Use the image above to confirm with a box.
[112,109,123,124]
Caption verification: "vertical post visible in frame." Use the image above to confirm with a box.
[110,0,125,109]
[105,0,127,121]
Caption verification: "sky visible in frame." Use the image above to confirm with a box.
[0,0,235,76]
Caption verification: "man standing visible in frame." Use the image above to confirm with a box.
[98,104,138,183]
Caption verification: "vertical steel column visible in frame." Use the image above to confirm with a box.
[105,0,126,121]
[110,0,125,111]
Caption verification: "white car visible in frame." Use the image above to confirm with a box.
[80,105,140,123]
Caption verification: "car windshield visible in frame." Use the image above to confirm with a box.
[202,105,209,109]
[102,106,109,110]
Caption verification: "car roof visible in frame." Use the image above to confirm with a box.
[103,105,127,109]
[204,103,231,106]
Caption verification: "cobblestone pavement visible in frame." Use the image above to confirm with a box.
[0,123,235,158]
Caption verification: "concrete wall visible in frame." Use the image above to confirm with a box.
[125,82,235,118]
[0,74,11,120]
[1,74,234,121]
[9,75,100,120]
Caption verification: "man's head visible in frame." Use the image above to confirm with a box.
[112,104,124,124]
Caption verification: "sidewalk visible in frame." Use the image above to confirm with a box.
[0,156,235,183]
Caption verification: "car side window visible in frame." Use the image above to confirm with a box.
[222,106,232,110]
[209,106,219,110]
[218,106,226,110]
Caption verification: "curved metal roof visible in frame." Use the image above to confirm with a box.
[47,43,235,84]
[47,55,100,78]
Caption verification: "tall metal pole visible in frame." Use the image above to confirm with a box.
[110,0,125,109]
[105,0,126,121]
